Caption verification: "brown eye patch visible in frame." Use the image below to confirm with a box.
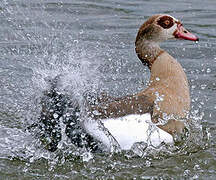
[157,16,174,29]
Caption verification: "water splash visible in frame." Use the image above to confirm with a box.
[0,0,211,172]
[0,0,108,164]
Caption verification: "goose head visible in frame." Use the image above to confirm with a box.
[135,14,198,68]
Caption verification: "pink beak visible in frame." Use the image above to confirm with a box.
[174,24,199,41]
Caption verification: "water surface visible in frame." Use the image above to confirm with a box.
[0,0,216,179]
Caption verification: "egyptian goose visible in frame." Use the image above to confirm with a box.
[83,14,198,151]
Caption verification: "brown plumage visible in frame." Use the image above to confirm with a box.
[87,14,198,136]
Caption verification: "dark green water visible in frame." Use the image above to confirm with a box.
[0,0,216,179]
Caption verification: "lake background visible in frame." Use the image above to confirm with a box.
[0,0,216,179]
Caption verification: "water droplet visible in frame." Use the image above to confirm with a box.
[206,68,211,73]
[92,110,101,115]
[184,169,191,176]
[53,113,59,119]
[82,152,93,162]
[131,142,148,157]
[200,84,207,90]
[145,160,151,167]
[191,85,196,89]
[193,164,201,170]
[79,29,84,34]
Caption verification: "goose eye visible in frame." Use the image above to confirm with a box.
[164,20,170,26]
[157,16,174,29]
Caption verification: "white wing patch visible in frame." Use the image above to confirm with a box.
[84,114,173,151]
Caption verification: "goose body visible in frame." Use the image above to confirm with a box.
[84,14,198,151]
[39,14,198,152]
